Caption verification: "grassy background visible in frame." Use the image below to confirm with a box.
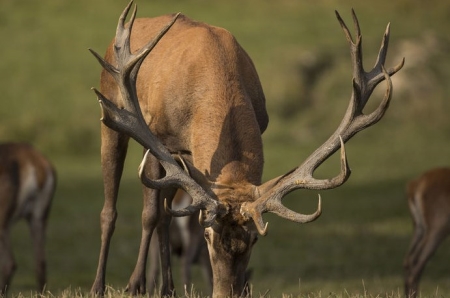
[1,0,450,297]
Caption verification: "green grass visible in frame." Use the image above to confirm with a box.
[1,0,450,297]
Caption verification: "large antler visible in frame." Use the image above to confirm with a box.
[241,9,405,235]
[89,1,220,225]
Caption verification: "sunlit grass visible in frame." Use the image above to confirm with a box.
[8,284,449,298]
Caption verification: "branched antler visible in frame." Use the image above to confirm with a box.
[241,9,405,235]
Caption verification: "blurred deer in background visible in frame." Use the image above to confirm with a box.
[147,190,212,294]
[404,168,450,298]
[0,142,56,294]
[89,1,403,297]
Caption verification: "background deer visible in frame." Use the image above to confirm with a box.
[0,142,56,294]
[147,190,212,294]
[404,167,450,298]
[89,2,403,297]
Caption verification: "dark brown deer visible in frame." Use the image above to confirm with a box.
[89,2,404,297]
[147,190,212,295]
[0,142,56,294]
[404,168,450,298]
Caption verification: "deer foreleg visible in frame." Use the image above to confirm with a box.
[91,128,129,295]
[147,232,161,295]
[405,229,446,298]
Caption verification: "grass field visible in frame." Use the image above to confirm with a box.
[1,0,450,297]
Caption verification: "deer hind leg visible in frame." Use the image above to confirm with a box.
[181,233,195,291]
[156,187,177,296]
[126,153,177,295]
[28,167,55,293]
[404,223,424,298]
[404,196,426,273]
[147,231,161,295]
[405,226,447,298]
[28,217,46,293]
[404,192,428,298]
[148,202,184,295]
[173,207,194,289]
[180,213,206,291]
[91,127,129,295]
[404,223,424,271]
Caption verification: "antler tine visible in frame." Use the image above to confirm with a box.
[116,0,135,59]
[90,1,220,226]
[89,49,119,76]
[268,195,322,224]
[372,23,390,72]
[241,10,403,235]
[336,10,365,93]
[242,194,322,236]
[119,0,135,28]
[335,11,353,44]
[308,136,351,188]
[373,24,406,81]
[351,9,361,41]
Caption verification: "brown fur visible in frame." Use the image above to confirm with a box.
[0,143,55,294]
[404,168,450,298]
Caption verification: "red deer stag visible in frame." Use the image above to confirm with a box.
[404,168,450,298]
[147,190,212,294]
[89,2,404,297]
[0,142,56,294]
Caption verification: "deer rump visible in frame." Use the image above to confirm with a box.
[0,143,55,295]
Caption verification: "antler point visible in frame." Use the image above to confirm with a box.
[262,222,269,236]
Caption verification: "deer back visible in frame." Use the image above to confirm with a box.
[101,14,268,187]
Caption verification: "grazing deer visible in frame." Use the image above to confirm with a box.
[147,190,212,294]
[404,168,450,298]
[0,142,56,294]
[89,1,404,297]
